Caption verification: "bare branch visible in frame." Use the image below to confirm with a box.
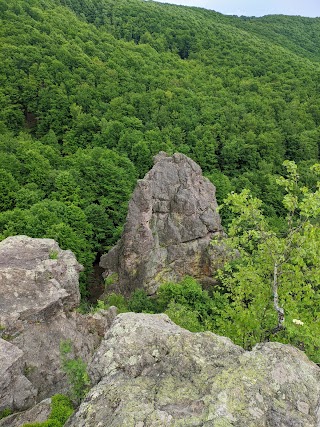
[272,262,285,333]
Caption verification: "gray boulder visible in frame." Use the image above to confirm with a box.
[0,235,81,335]
[0,236,114,409]
[0,338,36,413]
[100,152,225,295]
[0,398,51,427]
[65,313,320,427]
[10,311,101,402]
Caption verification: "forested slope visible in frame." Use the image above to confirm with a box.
[0,0,319,293]
[236,15,320,62]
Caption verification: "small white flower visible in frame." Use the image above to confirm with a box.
[292,319,304,326]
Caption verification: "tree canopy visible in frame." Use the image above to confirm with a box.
[215,161,320,360]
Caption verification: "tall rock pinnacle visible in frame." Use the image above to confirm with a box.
[100,152,225,294]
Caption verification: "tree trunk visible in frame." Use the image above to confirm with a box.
[272,262,285,333]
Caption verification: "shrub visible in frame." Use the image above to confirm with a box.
[165,301,204,332]
[60,340,90,405]
[48,394,74,424]
[127,289,157,313]
[21,394,73,427]
[103,293,128,313]
[0,408,12,420]
[49,250,59,260]
[157,276,227,327]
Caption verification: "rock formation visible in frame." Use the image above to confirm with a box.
[2,182,320,427]
[100,152,225,295]
[0,235,81,335]
[0,338,36,412]
[66,313,320,427]
[2,235,320,426]
[0,398,52,427]
[0,236,115,412]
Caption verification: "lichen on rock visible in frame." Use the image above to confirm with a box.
[65,313,320,427]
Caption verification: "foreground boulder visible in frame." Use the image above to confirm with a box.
[0,235,81,334]
[0,236,113,410]
[66,313,320,427]
[100,152,225,295]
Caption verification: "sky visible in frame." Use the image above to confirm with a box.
[152,0,320,18]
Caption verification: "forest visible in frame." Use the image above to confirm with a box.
[0,0,320,358]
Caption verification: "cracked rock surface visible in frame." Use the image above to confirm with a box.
[100,152,225,294]
[0,236,113,410]
[65,313,320,427]
[0,338,36,412]
[0,235,82,334]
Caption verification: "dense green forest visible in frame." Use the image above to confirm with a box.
[1,0,320,296]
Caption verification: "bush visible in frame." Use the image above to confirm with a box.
[60,341,91,405]
[22,421,59,427]
[48,395,74,424]
[21,394,73,427]
[0,409,12,420]
[165,301,204,332]
[103,293,128,313]
[127,289,157,313]
[157,276,227,328]
[91,277,231,336]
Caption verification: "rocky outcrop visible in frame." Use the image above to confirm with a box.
[0,398,52,427]
[0,236,114,410]
[0,235,81,335]
[100,152,225,295]
[66,313,320,427]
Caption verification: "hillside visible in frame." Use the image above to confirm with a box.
[0,0,319,293]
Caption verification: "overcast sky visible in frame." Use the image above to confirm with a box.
[153,0,320,17]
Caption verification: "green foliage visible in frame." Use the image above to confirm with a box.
[0,169,20,212]
[164,301,204,333]
[66,147,137,250]
[21,394,73,427]
[97,278,227,330]
[127,289,158,313]
[216,161,320,360]
[0,0,319,303]
[48,395,74,424]
[49,250,59,260]
[94,277,228,334]
[60,340,91,405]
[104,273,118,288]
[206,170,233,206]
[0,408,12,420]
[0,134,135,296]
[101,293,128,313]
[95,289,157,314]
[157,277,227,330]
[23,421,60,427]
